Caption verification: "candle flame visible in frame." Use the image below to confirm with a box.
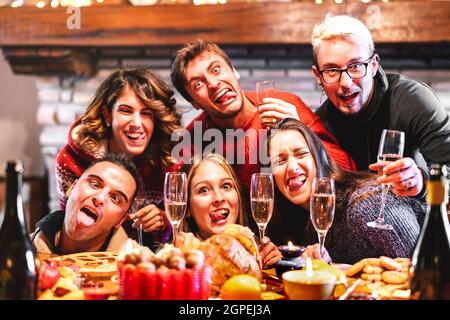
[306,257,313,276]
[287,241,294,249]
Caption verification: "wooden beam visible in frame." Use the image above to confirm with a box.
[0,2,449,47]
[2,47,96,76]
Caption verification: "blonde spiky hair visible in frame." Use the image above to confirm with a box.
[311,14,375,65]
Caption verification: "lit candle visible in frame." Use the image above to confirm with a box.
[306,257,313,277]
[278,241,304,259]
[286,258,334,284]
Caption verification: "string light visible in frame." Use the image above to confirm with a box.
[6,0,397,9]
[11,0,23,7]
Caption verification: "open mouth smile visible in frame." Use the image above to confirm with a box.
[125,131,145,141]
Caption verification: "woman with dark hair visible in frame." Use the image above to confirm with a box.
[178,153,281,267]
[56,68,183,246]
[266,118,425,264]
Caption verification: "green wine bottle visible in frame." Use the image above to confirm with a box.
[410,164,450,300]
[0,160,37,300]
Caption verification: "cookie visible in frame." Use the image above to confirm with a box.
[366,281,384,291]
[346,260,367,277]
[365,258,381,266]
[381,271,409,284]
[380,256,402,271]
[381,282,409,292]
[361,273,382,282]
[394,257,411,267]
[363,265,383,274]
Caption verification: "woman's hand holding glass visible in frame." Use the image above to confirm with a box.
[130,203,167,233]
[129,197,146,246]
[259,236,282,267]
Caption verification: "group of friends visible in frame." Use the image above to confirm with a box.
[31,14,450,266]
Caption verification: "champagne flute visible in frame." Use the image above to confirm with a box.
[130,197,146,246]
[164,172,187,244]
[256,80,277,129]
[367,129,405,230]
[250,173,274,266]
[310,177,335,260]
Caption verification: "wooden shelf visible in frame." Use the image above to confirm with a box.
[0,2,449,46]
[0,2,449,75]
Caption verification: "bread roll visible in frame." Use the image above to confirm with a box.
[195,224,262,289]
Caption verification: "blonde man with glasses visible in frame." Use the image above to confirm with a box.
[311,14,450,199]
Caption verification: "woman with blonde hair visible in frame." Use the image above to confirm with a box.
[56,68,182,247]
[177,153,281,267]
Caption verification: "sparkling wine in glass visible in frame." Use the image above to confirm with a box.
[250,173,274,266]
[310,177,335,260]
[164,172,187,243]
[256,80,277,129]
[367,129,405,230]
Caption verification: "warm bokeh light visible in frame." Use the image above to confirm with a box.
[11,0,23,7]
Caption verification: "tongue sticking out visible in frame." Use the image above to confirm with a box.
[216,91,236,104]
[210,211,228,223]
[288,176,306,192]
[79,209,96,227]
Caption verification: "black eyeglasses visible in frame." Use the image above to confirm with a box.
[318,54,375,84]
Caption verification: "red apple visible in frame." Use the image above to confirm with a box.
[38,262,61,290]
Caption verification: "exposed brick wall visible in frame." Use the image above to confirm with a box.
[35,44,450,210]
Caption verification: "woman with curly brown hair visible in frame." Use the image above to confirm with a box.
[56,68,182,247]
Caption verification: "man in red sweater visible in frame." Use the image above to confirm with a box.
[171,40,355,195]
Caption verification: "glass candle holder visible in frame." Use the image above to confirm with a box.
[275,242,305,279]
[278,242,304,259]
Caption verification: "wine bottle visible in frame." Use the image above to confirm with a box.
[0,160,37,300]
[410,163,450,300]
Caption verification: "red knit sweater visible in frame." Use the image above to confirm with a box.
[185,91,355,193]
